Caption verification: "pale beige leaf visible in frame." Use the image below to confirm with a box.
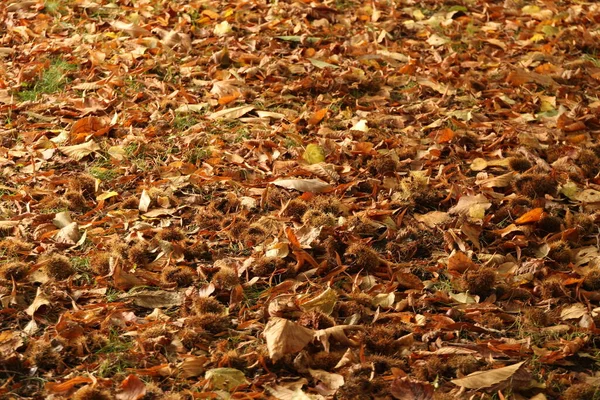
[449,194,491,215]
[451,361,526,389]
[25,288,51,316]
[272,178,332,193]
[302,163,340,182]
[308,369,344,392]
[560,303,587,320]
[314,325,364,352]
[123,290,183,308]
[59,141,101,161]
[263,317,314,361]
[414,211,450,228]
[111,20,151,37]
[208,105,254,120]
[139,189,151,212]
[205,368,248,390]
[53,211,73,228]
[350,119,369,132]
[55,221,81,244]
[178,356,208,378]
[301,288,337,315]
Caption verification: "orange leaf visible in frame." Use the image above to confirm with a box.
[117,375,146,400]
[436,128,455,144]
[448,251,477,273]
[514,208,544,224]
[308,108,327,125]
[218,92,240,105]
[45,377,93,393]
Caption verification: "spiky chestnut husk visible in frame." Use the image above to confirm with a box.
[178,328,203,350]
[363,325,411,355]
[513,173,557,198]
[184,241,211,260]
[297,310,335,330]
[463,268,496,297]
[140,325,172,341]
[523,307,554,328]
[478,314,504,330]
[448,355,482,376]
[64,190,88,211]
[70,174,97,198]
[45,254,75,279]
[547,240,572,264]
[583,270,600,291]
[344,243,380,272]
[185,313,231,334]
[537,214,562,233]
[157,227,186,242]
[540,278,566,299]
[577,150,600,178]
[120,196,139,209]
[244,223,268,243]
[412,356,452,381]
[211,267,239,290]
[508,157,532,172]
[0,261,28,280]
[90,252,111,276]
[301,210,336,227]
[308,351,345,370]
[251,256,286,277]
[28,341,61,371]
[368,354,407,374]
[161,265,195,287]
[195,209,224,231]
[368,156,398,176]
[192,296,225,315]
[266,187,292,209]
[139,383,164,400]
[282,198,308,219]
[71,385,112,400]
[128,240,153,266]
[563,383,599,400]
[574,213,595,236]
[311,196,343,216]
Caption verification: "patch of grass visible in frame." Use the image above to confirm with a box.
[72,256,93,284]
[186,147,212,164]
[44,0,69,15]
[89,166,118,181]
[173,115,198,131]
[105,287,121,302]
[582,54,600,67]
[18,58,77,101]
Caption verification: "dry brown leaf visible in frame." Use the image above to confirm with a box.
[263,317,314,361]
[116,374,146,400]
[207,105,255,120]
[451,361,526,389]
[272,178,332,193]
[390,377,434,400]
[59,141,101,160]
[122,290,183,308]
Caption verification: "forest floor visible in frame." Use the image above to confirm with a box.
[1,0,600,399]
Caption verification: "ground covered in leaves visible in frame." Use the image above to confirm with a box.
[2,0,600,399]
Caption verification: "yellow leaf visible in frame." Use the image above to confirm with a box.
[303,144,325,164]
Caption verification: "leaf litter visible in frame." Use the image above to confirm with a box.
[1,0,600,399]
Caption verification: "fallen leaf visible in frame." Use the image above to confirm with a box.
[272,178,332,193]
[451,361,526,389]
[390,377,434,400]
[205,368,248,390]
[263,317,314,361]
[116,375,146,400]
[208,105,254,120]
[59,141,100,160]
